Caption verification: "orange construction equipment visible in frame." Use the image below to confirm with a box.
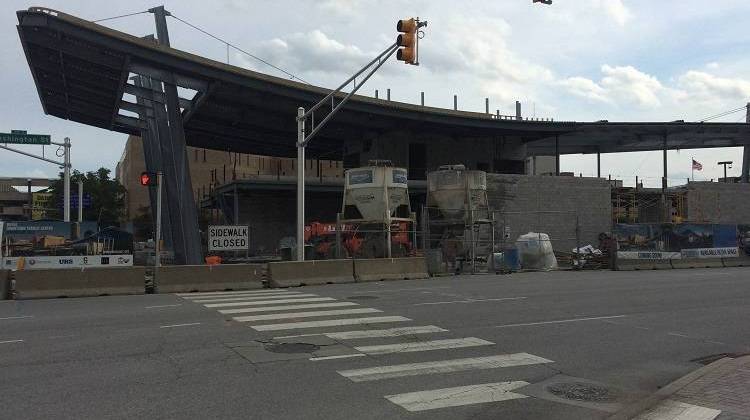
[305,221,413,259]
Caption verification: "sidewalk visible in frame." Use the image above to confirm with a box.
[623,355,750,420]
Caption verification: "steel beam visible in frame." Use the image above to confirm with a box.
[150,6,203,265]
[133,75,174,254]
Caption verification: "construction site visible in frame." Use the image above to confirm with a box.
[3,6,750,279]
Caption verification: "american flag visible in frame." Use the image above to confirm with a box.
[692,159,703,171]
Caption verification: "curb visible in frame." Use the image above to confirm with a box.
[608,357,735,420]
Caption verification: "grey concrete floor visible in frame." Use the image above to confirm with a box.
[1,267,749,419]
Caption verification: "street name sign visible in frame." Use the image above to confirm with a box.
[208,225,249,251]
[0,130,51,145]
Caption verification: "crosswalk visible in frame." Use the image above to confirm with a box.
[177,288,555,414]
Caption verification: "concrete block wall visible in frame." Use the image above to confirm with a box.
[686,182,750,224]
[487,174,612,251]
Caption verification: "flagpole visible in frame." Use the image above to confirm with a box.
[691,156,694,182]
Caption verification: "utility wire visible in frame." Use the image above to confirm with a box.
[92,10,149,23]
[168,13,310,84]
[698,105,746,122]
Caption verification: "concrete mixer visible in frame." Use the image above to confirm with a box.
[425,164,494,272]
[337,160,416,258]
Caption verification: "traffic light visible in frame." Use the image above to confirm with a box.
[396,18,418,65]
[140,171,158,186]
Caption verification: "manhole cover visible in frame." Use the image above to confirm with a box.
[347,295,378,300]
[546,382,614,402]
[264,343,320,354]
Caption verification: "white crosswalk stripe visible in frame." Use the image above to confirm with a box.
[275,325,448,340]
[233,308,382,322]
[177,289,298,298]
[250,316,412,331]
[384,381,529,412]
[337,353,553,382]
[204,297,336,308]
[353,337,493,355]
[219,302,359,314]
[193,293,315,303]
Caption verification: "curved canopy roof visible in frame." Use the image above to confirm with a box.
[16,7,750,158]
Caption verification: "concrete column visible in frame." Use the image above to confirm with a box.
[420,91,424,106]
[375,89,378,99]
[515,101,522,120]
[387,89,391,101]
[454,95,458,110]
[485,98,489,114]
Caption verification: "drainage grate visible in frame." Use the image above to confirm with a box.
[546,382,614,402]
[347,295,378,300]
[264,343,320,354]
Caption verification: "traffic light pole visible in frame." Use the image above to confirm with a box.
[154,171,163,292]
[295,42,399,261]
[0,136,71,221]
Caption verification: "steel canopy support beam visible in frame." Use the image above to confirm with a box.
[150,6,203,265]
[596,150,601,178]
[133,75,174,253]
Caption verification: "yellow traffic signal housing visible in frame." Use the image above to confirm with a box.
[396,18,418,65]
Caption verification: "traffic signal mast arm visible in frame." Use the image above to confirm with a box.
[297,41,399,147]
[298,17,426,147]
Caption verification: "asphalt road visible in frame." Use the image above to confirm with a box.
[2,268,749,419]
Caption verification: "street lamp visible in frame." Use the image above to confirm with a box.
[718,161,733,183]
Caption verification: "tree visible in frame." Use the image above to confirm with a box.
[47,167,126,227]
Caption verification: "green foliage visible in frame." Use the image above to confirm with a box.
[47,167,126,227]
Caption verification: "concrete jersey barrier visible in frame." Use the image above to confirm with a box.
[268,260,354,287]
[13,267,146,299]
[615,258,672,271]
[354,257,429,282]
[156,264,265,293]
[670,258,724,269]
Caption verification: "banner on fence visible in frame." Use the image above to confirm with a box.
[614,223,742,260]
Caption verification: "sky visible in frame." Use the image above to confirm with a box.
[1,0,749,187]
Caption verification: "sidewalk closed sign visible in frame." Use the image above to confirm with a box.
[208,225,249,251]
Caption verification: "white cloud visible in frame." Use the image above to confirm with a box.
[237,30,373,78]
[558,65,666,108]
[558,76,611,103]
[600,65,665,107]
[595,0,633,27]
[676,70,750,103]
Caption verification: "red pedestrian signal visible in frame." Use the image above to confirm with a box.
[140,171,158,186]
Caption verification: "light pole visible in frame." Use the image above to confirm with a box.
[718,161,733,182]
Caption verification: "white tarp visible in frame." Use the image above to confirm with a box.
[515,232,558,271]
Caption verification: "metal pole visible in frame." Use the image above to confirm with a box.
[387,88,391,101]
[597,151,601,178]
[297,107,306,261]
[555,135,560,176]
[453,95,457,110]
[485,98,489,114]
[27,179,32,220]
[154,171,163,291]
[78,181,83,222]
[743,102,750,183]
[420,92,424,106]
[63,137,71,222]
